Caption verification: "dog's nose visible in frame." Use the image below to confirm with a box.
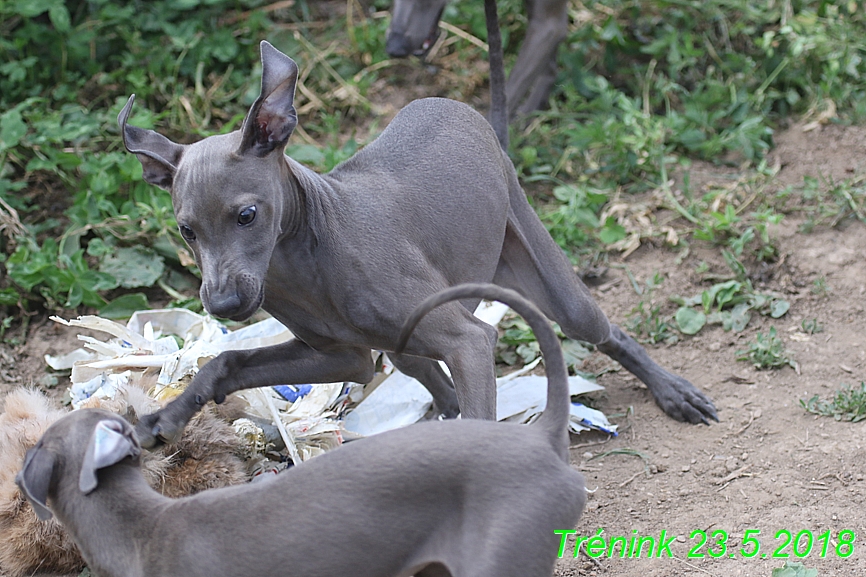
[206,292,242,318]
[386,32,413,58]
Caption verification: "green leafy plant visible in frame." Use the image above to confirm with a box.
[771,561,817,577]
[496,316,542,366]
[672,281,789,335]
[801,318,823,335]
[626,272,678,345]
[514,0,866,184]
[671,248,789,336]
[680,169,784,265]
[538,183,624,263]
[98,247,165,289]
[494,315,593,374]
[0,0,273,315]
[801,382,866,422]
[5,237,117,309]
[811,276,830,297]
[737,327,797,370]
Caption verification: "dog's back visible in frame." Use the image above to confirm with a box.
[322,97,511,267]
[149,420,583,577]
[333,98,502,171]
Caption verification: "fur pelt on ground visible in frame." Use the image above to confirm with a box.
[0,387,248,576]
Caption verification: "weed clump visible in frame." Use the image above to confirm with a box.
[801,382,866,423]
[736,327,797,370]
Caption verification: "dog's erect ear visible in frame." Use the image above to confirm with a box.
[15,444,56,521]
[237,41,299,158]
[117,95,186,190]
[79,419,141,495]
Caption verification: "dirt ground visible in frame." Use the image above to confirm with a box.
[552,121,866,577]
[1,121,865,576]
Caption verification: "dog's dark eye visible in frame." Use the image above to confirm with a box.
[238,206,256,226]
[179,225,196,242]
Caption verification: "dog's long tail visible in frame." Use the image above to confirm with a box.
[394,284,570,455]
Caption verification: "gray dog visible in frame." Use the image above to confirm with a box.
[17,284,586,577]
[386,0,568,117]
[119,41,716,448]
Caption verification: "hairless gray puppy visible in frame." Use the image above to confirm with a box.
[17,284,586,577]
[386,0,568,118]
[119,41,716,449]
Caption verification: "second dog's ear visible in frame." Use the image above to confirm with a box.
[237,41,299,158]
[15,444,56,522]
[79,420,141,495]
[117,95,186,190]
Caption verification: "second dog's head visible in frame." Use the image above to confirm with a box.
[15,410,140,522]
[117,41,302,321]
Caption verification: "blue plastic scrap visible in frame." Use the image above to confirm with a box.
[273,384,314,403]
[571,402,618,436]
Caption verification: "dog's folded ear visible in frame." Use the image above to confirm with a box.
[117,95,186,190]
[237,41,299,158]
[79,419,141,495]
[15,443,57,522]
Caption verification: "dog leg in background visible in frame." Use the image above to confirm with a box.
[385,0,446,58]
[505,0,568,117]
[484,0,508,150]
[386,0,510,149]
[386,0,570,118]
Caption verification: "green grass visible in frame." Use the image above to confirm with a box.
[801,382,866,422]
[736,327,797,370]
[786,174,866,232]
[2,0,866,327]
[625,272,679,345]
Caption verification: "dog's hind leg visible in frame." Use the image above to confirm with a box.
[594,323,718,422]
[389,354,460,419]
[494,189,718,423]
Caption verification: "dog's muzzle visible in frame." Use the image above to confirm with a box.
[202,278,263,321]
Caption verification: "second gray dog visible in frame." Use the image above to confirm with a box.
[16,284,585,577]
[119,41,716,447]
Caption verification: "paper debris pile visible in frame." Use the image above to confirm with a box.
[47,303,616,466]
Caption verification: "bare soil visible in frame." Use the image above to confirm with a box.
[554,121,866,577]
[2,122,865,577]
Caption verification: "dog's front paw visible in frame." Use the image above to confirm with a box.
[653,376,719,425]
[135,408,189,449]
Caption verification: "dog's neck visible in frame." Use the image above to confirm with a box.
[280,154,338,246]
[275,154,310,241]
[52,463,169,577]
